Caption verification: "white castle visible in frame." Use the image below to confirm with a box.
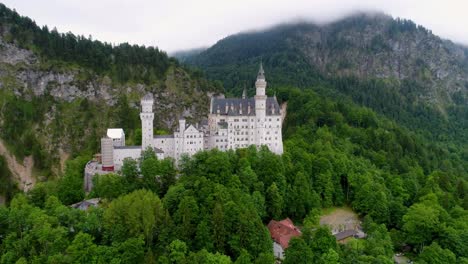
[85,64,283,187]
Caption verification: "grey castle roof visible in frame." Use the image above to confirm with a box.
[114,145,164,154]
[334,230,357,241]
[142,93,153,101]
[114,146,141,149]
[154,148,164,154]
[211,97,281,116]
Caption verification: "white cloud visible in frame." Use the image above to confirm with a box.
[4,0,468,52]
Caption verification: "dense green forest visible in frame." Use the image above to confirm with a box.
[1,88,467,263]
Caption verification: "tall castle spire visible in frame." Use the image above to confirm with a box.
[255,61,267,96]
[255,61,267,146]
[257,61,265,80]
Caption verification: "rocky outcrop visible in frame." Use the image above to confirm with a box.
[291,14,468,104]
[0,36,210,124]
[0,38,36,65]
[0,139,35,191]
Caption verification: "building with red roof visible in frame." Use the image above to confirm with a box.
[267,218,301,259]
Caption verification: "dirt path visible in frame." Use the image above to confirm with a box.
[0,139,35,192]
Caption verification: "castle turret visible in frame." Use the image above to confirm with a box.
[179,119,186,133]
[140,93,154,150]
[101,137,114,171]
[255,62,267,145]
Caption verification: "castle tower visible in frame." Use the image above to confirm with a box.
[101,137,114,171]
[255,62,267,145]
[140,93,154,150]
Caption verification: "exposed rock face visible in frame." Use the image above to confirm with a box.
[291,15,468,103]
[0,35,210,125]
[0,38,35,65]
[0,139,34,192]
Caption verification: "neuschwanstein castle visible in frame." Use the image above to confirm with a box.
[85,64,283,188]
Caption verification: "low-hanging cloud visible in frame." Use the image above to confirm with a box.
[3,0,468,53]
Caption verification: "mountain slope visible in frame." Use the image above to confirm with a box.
[0,4,221,189]
[186,13,468,146]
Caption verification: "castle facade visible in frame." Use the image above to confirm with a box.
[86,63,283,179]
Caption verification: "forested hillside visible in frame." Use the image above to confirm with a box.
[0,3,221,195]
[1,88,467,263]
[184,13,468,147]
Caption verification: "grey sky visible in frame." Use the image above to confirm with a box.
[3,0,468,53]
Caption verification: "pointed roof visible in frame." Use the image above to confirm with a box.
[142,93,154,101]
[257,62,265,80]
[242,86,247,99]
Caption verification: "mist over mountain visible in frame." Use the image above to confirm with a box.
[171,47,208,63]
[185,13,467,145]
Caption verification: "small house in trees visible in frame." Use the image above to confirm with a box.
[334,229,357,243]
[267,218,301,259]
[70,198,100,211]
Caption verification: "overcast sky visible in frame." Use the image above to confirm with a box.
[3,0,468,53]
